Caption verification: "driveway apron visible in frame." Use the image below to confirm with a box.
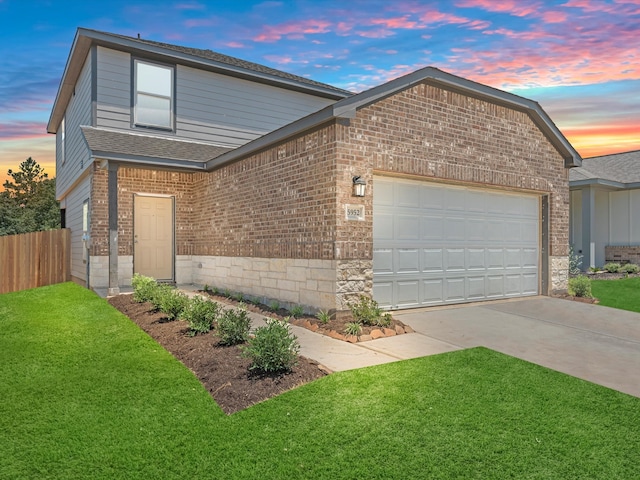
[394,296,640,398]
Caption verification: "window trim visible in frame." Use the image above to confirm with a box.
[132,59,175,131]
[60,116,65,165]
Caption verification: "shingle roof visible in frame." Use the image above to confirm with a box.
[87,29,351,97]
[82,127,231,167]
[569,150,640,184]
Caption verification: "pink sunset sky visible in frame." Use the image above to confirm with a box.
[0,0,638,187]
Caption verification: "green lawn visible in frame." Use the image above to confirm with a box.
[592,277,640,313]
[1,283,639,479]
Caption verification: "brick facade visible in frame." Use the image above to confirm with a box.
[88,80,570,308]
[605,246,640,265]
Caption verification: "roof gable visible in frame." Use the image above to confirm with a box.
[48,28,351,133]
[207,67,582,170]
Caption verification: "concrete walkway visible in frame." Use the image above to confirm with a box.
[174,287,640,397]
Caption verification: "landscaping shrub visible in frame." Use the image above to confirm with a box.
[621,263,639,274]
[603,262,621,273]
[344,322,362,336]
[316,310,331,324]
[349,295,392,327]
[217,307,251,345]
[160,289,189,321]
[243,318,299,373]
[149,283,174,312]
[183,296,220,335]
[290,305,304,318]
[569,244,583,274]
[568,275,592,298]
[131,273,157,303]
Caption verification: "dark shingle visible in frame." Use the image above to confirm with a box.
[82,127,232,164]
[569,150,640,184]
[91,29,351,96]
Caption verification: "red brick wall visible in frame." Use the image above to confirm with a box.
[89,163,108,256]
[190,123,340,259]
[343,82,569,256]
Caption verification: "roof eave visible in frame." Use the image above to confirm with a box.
[205,66,583,171]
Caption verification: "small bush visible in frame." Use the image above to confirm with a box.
[569,245,583,275]
[349,296,390,326]
[160,289,189,321]
[290,305,304,318]
[217,307,251,346]
[243,318,299,373]
[268,300,280,312]
[316,310,331,324]
[148,283,174,312]
[344,322,362,336]
[131,274,157,303]
[568,275,592,298]
[183,296,220,336]
[603,262,621,273]
[232,292,244,302]
[621,263,639,274]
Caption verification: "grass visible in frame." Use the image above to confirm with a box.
[592,277,640,313]
[2,283,640,479]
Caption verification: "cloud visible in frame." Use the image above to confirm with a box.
[223,41,246,48]
[174,2,206,10]
[0,121,48,140]
[253,19,332,42]
[455,0,541,17]
[184,17,219,28]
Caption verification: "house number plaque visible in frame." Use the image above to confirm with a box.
[345,204,365,221]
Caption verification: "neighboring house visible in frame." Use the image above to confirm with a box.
[48,28,581,313]
[570,150,640,269]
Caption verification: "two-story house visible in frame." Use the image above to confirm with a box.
[48,28,581,314]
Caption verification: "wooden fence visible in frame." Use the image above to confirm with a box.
[0,229,71,294]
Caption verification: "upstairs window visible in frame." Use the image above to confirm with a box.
[134,60,174,130]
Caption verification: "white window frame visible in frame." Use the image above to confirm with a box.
[133,59,174,130]
[60,116,65,165]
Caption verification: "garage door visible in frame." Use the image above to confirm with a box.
[373,177,539,309]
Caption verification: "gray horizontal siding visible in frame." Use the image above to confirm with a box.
[96,46,130,129]
[66,173,91,282]
[57,51,92,198]
[91,47,336,149]
[176,65,335,146]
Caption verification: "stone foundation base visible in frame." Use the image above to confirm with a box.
[551,255,569,293]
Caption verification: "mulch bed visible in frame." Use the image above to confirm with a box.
[199,290,413,343]
[108,294,327,415]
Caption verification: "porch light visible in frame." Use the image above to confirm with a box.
[352,176,366,197]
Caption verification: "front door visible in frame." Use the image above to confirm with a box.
[134,195,174,281]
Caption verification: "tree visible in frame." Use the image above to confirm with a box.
[0,158,60,236]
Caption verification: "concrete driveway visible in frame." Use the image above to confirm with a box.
[389,296,640,398]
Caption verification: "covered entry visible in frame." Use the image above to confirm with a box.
[134,194,174,281]
[373,177,540,309]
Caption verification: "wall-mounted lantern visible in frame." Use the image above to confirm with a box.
[352,176,366,197]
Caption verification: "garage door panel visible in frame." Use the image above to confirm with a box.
[467,276,486,299]
[467,248,486,270]
[373,249,393,274]
[374,177,539,309]
[487,249,504,269]
[375,180,394,206]
[422,249,443,272]
[397,184,421,208]
[373,281,393,308]
[445,217,465,241]
[522,273,538,294]
[397,281,420,307]
[373,212,394,240]
[423,279,444,304]
[445,278,465,302]
[396,215,420,240]
[445,249,465,270]
[422,216,444,239]
[487,275,504,297]
[397,249,420,274]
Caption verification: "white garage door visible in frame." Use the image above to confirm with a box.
[373,177,539,309]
